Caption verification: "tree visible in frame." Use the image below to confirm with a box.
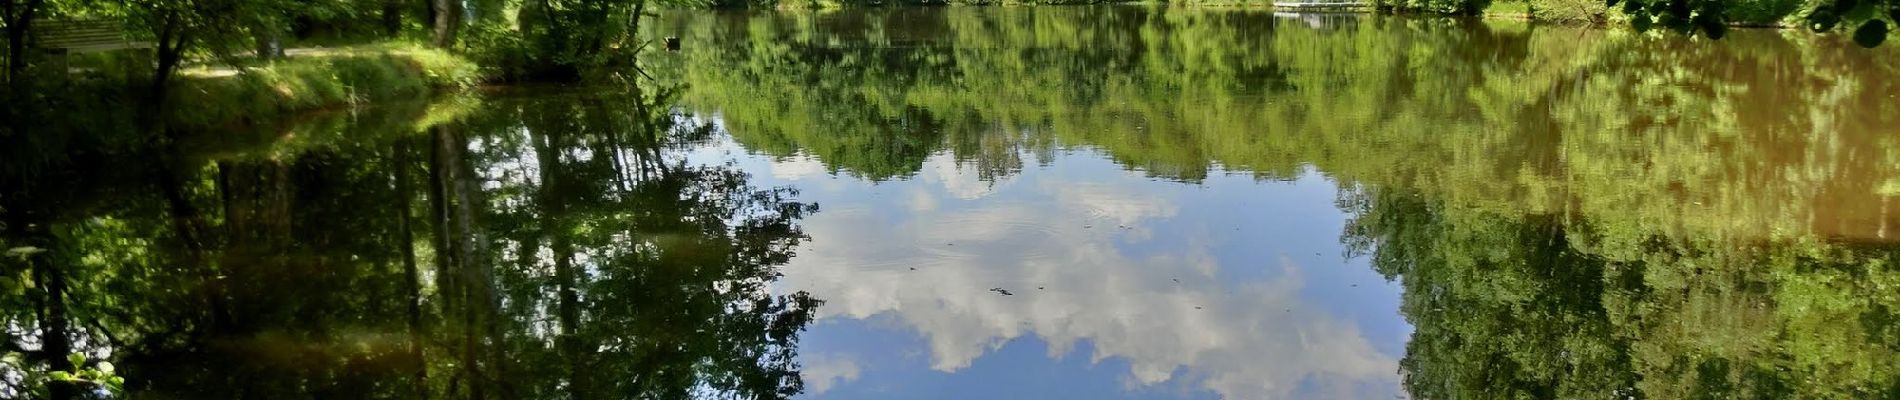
[1,0,47,88]
[430,0,459,47]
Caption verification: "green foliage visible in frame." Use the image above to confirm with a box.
[470,0,701,81]
[0,352,125,397]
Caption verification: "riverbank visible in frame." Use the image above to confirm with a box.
[764,0,1814,32]
[2,43,482,187]
[167,43,482,128]
[38,42,481,132]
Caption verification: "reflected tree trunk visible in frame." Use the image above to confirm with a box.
[215,158,292,338]
[155,156,228,333]
[428,125,504,399]
[394,139,428,397]
[534,126,589,399]
[26,229,75,400]
[426,125,477,399]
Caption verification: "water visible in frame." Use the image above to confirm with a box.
[6,6,1900,400]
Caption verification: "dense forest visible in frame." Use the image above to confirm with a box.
[0,0,1892,103]
[0,0,1889,163]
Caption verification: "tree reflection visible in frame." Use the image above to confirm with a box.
[0,86,820,399]
[1343,184,1900,399]
[655,8,1900,399]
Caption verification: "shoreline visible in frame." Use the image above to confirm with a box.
[762,2,1810,31]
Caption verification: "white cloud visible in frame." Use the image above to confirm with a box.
[920,153,1015,200]
[906,187,938,212]
[802,353,863,395]
[782,178,1396,399]
[769,155,830,181]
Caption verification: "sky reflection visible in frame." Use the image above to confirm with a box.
[685,138,1409,399]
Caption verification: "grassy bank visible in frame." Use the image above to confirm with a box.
[1,42,480,172]
[166,43,482,128]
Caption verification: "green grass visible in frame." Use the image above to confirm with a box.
[1484,0,1531,17]
[1483,0,1606,23]
[168,42,482,129]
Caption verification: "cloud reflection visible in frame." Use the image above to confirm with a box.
[778,155,1398,399]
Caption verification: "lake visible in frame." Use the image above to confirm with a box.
[6,6,1900,399]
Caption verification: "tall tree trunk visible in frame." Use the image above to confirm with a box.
[382,0,402,38]
[253,27,283,60]
[422,0,437,36]
[150,15,190,106]
[429,0,461,48]
[4,0,44,88]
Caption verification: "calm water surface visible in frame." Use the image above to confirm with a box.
[7,6,1900,400]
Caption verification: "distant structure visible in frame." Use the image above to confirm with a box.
[1271,0,1370,11]
[14,19,152,77]
[1270,9,1364,29]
